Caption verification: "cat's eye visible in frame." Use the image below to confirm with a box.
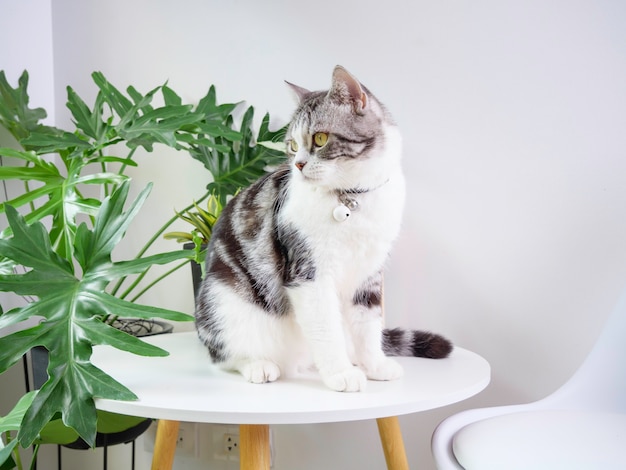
[289,140,299,152]
[313,132,328,148]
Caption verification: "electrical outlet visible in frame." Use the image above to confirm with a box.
[176,422,198,457]
[144,420,199,458]
[212,425,240,461]
[223,432,240,457]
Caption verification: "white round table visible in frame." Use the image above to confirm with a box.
[92,332,490,469]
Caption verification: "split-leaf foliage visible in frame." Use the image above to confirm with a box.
[0,70,286,466]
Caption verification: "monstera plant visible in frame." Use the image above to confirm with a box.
[0,70,285,468]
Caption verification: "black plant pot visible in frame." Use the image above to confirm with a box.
[183,242,206,300]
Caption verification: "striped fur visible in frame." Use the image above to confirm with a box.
[195,66,452,392]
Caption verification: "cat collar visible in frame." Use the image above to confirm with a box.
[332,179,389,222]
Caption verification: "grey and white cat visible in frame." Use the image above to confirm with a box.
[195,66,451,392]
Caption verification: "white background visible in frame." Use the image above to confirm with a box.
[1,0,626,468]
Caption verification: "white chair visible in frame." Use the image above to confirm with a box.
[431,287,626,469]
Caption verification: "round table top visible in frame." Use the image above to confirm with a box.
[92,331,490,425]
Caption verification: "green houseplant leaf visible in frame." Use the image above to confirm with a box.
[0,144,129,260]
[0,181,193,448]
[0,71,48,141]
[0,438,17,470]
[0,391,36,469]
[188,107,286,205]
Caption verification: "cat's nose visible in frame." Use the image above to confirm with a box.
[295,161,306,171]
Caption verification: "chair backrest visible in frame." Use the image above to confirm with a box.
[542,286,626,412]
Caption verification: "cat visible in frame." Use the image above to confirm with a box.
[194,65,452,392]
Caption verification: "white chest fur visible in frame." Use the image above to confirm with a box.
[280,167,406,291]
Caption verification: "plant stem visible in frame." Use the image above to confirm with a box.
[141,190,212,258]
[99,150,109,197]
[109,189,211,297]
[28,444,40,470]
[118,147,136,176]
[129,259,190,302]
[23,170,35,214]
[5,431,23,470]
[105,258,191,325]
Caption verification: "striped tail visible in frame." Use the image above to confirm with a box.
[382,328,453,359]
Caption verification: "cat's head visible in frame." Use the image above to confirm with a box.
[285,66,401,191]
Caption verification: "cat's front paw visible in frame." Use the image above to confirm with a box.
[322,366,367,392]
[239,360,281,384]
[363,357,404,381]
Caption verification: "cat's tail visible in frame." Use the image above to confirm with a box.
[382,328,453,359]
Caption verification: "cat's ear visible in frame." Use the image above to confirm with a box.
[329,65,368,114]
[285,81,311,104]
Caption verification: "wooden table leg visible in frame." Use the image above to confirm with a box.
[377,416,409,470]
[240,424,270,470]
[151,419,180,470]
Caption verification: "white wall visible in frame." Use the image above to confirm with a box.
[2,0,626,469]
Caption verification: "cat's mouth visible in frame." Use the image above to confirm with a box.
[295,167,323,183]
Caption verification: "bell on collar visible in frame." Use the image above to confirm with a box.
[333,204,351,222]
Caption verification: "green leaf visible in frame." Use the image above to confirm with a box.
[195,85,239,121]
[195,121,242,141]
[74,181,149,270]
[76,317,170,356]
[162,231,194,242]
[0,206,73,274]
[90,155,139,167]
[0,148,61,182]
[0,392,37,434]
[0,258,15,275]
[0,438,17,469]
[66,86,102,140]
[162,85,182,106]
[0,147,47,165]
[0,182,192,448]
[0,327,47,374]
[126,86,154,114]
[257,140,287,152]
[189,107,287,204]
[121,105,202,149]
[85,289,193,323]
[17,358,137,447]
[0,271,76,300]
[0,391,36,469]
[0,70,47,142]
[90,250,193,282]
[175,132,231,152]
[91,71,133,119]
[36,410,147,446]
[0,145,125,250]
[116,84,161,130]
[21,131,92,154]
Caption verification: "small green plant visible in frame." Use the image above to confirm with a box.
[165,194,224,245]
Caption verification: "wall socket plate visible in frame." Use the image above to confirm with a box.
[177,422,198,457]
[144,421,198,458]
[223,432,240,458]
[212,424,240,461]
